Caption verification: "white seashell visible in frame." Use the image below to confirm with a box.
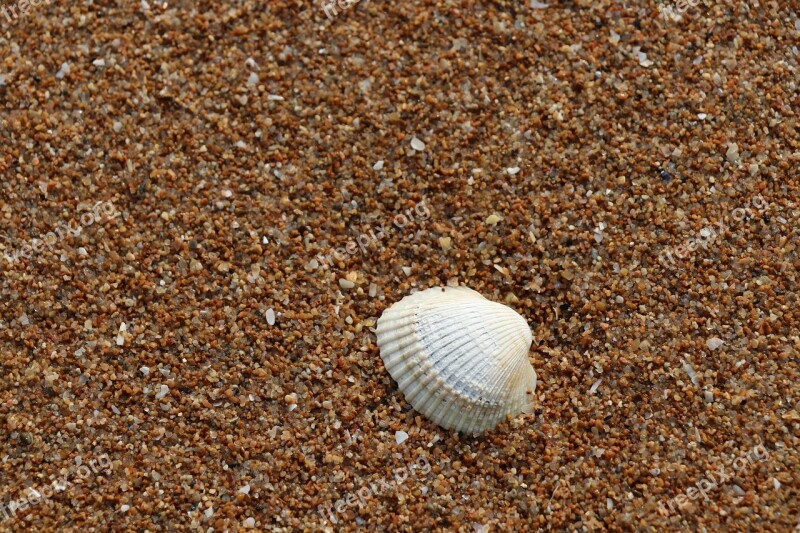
[376,286,537,433]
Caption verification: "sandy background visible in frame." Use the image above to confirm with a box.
[0,0,798,531]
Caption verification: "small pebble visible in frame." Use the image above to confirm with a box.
[726,143,740,163]
[155,385,169,400]
[682,361,699,386]
[485,214,502,226]
[707,338,724,350]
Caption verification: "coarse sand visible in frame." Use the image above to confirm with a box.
[0,0,798,531]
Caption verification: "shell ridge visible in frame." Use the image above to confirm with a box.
[417,318,497,380]
[483,354,532,411]
[409,336,496,416]
[433,342,497,413]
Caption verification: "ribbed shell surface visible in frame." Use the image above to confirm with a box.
[376,287,537,433]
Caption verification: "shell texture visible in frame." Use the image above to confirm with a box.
[376,286,537,433]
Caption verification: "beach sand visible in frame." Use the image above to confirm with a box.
[0,0,798,531]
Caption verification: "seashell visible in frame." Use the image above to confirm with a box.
[376,286,537,433]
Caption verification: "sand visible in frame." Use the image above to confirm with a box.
[0,0,798,531]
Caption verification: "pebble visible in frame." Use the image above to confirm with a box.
[56,62,72,80]
[707,337,724,350]
[410,137,425,151]
[485,214,502,226]
[395,431,409,445]
[682,361,699,386]
[726,143,740,163]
